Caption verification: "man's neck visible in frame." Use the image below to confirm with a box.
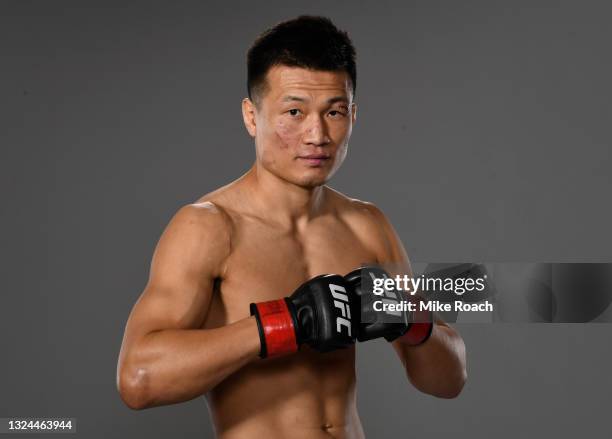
[241,164,327,228]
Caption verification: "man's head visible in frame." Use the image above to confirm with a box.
[242,16,357,189]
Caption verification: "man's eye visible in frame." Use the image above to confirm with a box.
[288,109,301,116]
[329,110,346,117]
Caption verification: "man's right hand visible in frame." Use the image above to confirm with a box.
[345,266,434,346]
[250,275,357,358]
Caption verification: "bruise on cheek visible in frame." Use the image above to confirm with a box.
[275,119,300,150]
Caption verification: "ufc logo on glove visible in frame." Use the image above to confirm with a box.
[330,284,352,336]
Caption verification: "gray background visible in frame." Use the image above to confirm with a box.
[1,0,611,437]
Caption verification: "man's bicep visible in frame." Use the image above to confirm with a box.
[370,206,453,333]
[126,203,231,337]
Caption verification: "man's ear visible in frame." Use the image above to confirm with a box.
[350,102,357,124]
[242,98,257,137]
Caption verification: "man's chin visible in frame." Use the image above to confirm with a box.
[298,179,327,189]
[269,165,335,189]
[293,172,330,189]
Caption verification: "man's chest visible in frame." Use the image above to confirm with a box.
[213,218,377,322]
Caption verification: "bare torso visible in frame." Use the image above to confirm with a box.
[200,182,385,438]
[118,56,466,438]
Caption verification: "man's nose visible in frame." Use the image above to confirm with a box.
[303,115,331,146]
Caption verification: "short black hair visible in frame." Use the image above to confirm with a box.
[247,15,357,104]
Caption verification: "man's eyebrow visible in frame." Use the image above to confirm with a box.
[327,96,350,105]
[281,95,308,103]
[280,95,350,104]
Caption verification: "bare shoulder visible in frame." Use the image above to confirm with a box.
[171,200,233,238]
[325,187,397,262]
[154,199,233,280]
[325,186,389,229]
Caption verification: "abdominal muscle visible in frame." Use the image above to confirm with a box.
[206,347,365,439]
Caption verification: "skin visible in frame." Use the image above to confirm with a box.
[117,65,467,438]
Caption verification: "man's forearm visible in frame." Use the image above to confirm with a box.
[117,317,260,409]
[393,322,467,398]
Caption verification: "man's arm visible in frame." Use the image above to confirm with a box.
[365,203,467,399]
[116,202,260,410]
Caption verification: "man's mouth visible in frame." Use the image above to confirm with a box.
[297,154,330,166]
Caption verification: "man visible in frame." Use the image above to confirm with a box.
[117,16,466,439]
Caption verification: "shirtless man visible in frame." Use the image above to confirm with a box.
[117,16,467,438]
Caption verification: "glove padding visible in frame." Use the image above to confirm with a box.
[345,266,433,345]
[251,274,357,358]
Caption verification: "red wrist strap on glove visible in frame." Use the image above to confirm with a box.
[400,295,434,346]
[250,299,298,358]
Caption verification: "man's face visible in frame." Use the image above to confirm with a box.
[243,65,356,188]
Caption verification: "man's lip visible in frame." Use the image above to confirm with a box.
[298,155,330,159]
